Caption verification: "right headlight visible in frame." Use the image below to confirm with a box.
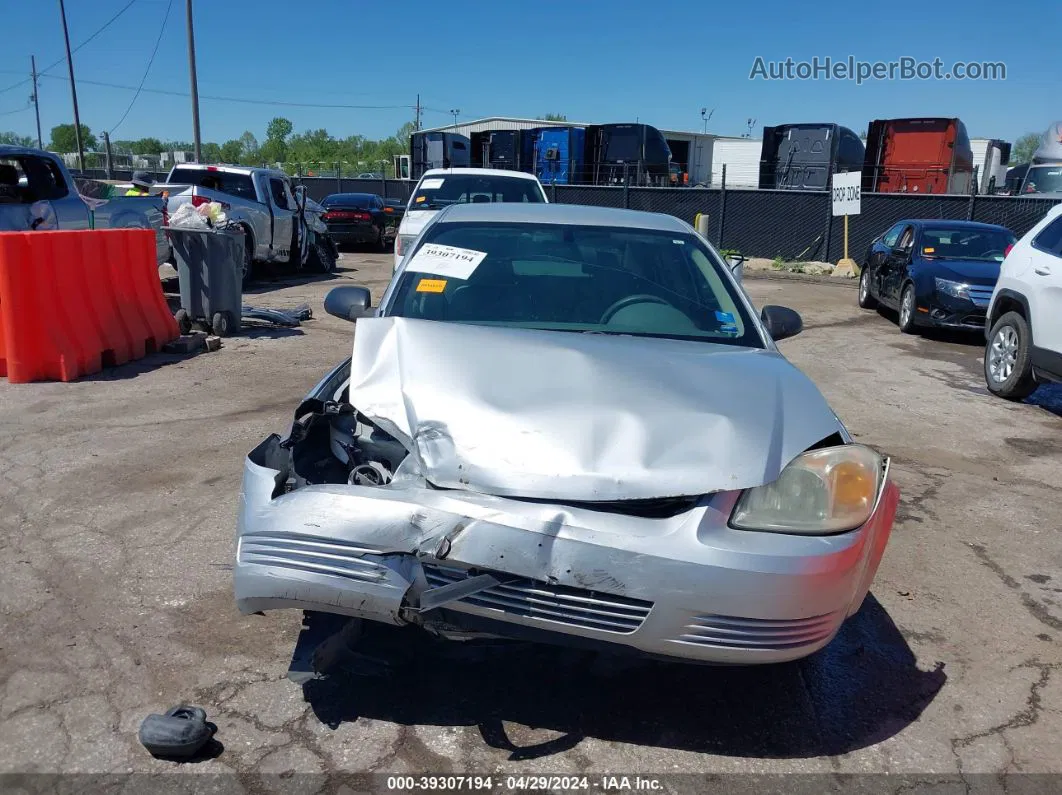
[730,444,884,534]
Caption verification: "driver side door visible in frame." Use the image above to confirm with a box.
[882,224,915,306]
[267,177,296,262]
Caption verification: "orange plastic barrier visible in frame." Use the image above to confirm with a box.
[0,229,178,383]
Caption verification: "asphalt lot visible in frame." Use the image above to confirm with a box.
[1,251,1060,787]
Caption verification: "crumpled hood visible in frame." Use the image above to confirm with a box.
[348,318,845,501]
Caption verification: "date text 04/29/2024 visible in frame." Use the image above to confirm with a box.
[385,775,664,792]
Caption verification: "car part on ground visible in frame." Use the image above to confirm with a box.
[241,304,313,328]
[138,706,217,760]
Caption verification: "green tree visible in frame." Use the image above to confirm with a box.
[49,123,98,152]
[130,137,164,155]
[537,113,568,122]
[0,131,35,146]
[1010,132,1041,165]
[219,139,243,163]
[238,131,260,163]
[200,142,222,163]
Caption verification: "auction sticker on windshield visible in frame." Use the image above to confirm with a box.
[407,244,487,279]
[420,178,445,190]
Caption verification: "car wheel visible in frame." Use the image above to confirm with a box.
[985,311,1036,400]
[898,285,918,334]
[858,268,877,309]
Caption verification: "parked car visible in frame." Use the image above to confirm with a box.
[163,164,336,284]
[393,167,548,270]
[0,146,170,265]
[234,203,900,667]
[320,193,391,250]
[983,203,1062,399]
[858,219,1017,334]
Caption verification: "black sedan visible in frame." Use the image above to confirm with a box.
[320,193,392,250]
[858,219,1017,334]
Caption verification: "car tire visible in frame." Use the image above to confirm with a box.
[898,284,919,334]
[858,268,878,309]
[985,311,1037,400]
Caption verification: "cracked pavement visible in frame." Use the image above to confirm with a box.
[1,256,1060,789]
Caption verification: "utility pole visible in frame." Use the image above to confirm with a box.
[30,56,43,149]
[414,94,421,131]
[102,131,113,179]
[57,0,85,171]
[185,0,203,162]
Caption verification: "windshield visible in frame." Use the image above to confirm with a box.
[409,174,546,211]
[921,227,1017,261]
[386,221,760,347]
[1023,166,1062,194]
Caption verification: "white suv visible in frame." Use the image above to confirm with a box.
[984,203,1062,399]
[393,168,548,271]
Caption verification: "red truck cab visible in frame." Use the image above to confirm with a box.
[863,118,974,194]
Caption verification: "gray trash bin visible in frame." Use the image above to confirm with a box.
[165,226,244,336]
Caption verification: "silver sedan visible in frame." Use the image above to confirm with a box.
[234,203,899,665]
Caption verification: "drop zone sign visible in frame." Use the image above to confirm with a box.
[832,171,862,216]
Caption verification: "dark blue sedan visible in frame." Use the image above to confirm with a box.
[858,219,1017,334]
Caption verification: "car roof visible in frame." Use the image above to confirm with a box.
[901,219,1014,234]
[434,202,691,232]
[420,167,540,181]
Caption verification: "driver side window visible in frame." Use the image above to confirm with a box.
[882,223,905,248]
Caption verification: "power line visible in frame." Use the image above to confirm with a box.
[40,0,140,74]
[0,0,139,95]
[40,73,417,110]
[109,0,172,134]
[0,101,32,117]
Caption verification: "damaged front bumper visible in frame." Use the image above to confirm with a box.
[234,434,899,666]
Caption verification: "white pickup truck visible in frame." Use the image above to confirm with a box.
[0,145,170,265]
[162,164,336,284]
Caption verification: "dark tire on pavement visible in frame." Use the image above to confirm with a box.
[985,311,1037,400]
[858,267,877,309]
[898,284,919,335]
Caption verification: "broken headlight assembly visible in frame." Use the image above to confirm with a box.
[729,444,884,535]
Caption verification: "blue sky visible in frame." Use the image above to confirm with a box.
[0,0,1056,146]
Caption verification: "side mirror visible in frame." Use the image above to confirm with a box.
[324,286,372,322]
[891,247,910,259]
[760,305,803,342]
[293,185,307,209]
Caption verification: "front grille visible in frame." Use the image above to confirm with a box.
[967,285,994,307]
[239,532,390,584]
[671,611,841,651]
[422,564,653,634]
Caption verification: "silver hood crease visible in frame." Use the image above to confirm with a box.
[347,317,846,501]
